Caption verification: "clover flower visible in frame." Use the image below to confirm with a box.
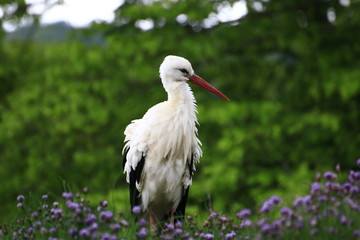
[85,214,97,225]
[225,231,236,239]
[324,171,337,181]
[100,211,113,222]
[100,200,108,208]
[137,227,147,238]
[17,195,25,202]
[311,182,322,195]
[110,223,120,232]
[68,228,77,238]
[280,207,293,217]
[131,205,142,214]
[236,208,251,219]
[62,192,73,201]
[79,228,90,238]
[240,219,252,228]
[120,219,129,227]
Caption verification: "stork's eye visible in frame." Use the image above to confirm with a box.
[179,68,189,74]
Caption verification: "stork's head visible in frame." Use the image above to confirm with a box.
[159,55,230,101]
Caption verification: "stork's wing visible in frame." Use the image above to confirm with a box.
[174,153,194,219]
[123,148,145,208]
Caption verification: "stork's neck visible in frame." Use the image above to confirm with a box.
[166,82,196,106]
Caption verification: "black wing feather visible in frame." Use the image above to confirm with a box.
[174,153,194,219]
[123,148,145,208]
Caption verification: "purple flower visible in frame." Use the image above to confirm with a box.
[110,223,120,232]
[335,164,341,172]
[62,192,73,200]
[296,218,304,230]
[343,182,352,192]
[256,218,267,227]
[219,215,227,222]
[175,221,183,228]
[67,201,81,213]
[269,195,282,205]
[137,227,147,238]
[120,219,129,227]
[351,186,360,194]
[315,172,322,181]
[50,208,63,218]
[100,211,113,222]
[79,228,90,238]
[33,221,42,228]
[236,208,251,219]
[324,171,337,181]
[17,195,25,202]
[353,229,360,237]
[310,217,317,226]
[42,194,48,200]
[100,200,108,208]
[259,195,282,213]
[272,218,284,229]
[261,224,272,234]
[344,197,359,210]
[259,200,272,213]
[85,214,97,225]
[303,195,312,204]
[89,222,98,231]
[204,233,214,239]
[240,219,252,228]
[166,223,175,230]
[53,201,59,208]
[138,218,147,227]
[209,210,218,219]
[69,228,77,237]
[311,182,322,195]
[280,207,293,217]
[49,227,57,233]
[31,211,39,218]
[340,214,348,225]
[349,170,360,183]
[174,228,183,236]
[356,159,360,166]
[131,205,142,214]
[17,202,23,208]
[310,228,318,236]
[225,231,236,239]
[101,233,114,240]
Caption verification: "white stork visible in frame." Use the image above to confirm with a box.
[122,55,229,226]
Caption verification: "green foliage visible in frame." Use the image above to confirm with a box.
[1,0,360,221]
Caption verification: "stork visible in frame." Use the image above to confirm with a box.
[122,55,229,227]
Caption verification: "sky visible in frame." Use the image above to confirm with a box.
[28,0,123,27]
[2,0,248,32]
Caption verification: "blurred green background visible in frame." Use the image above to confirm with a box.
[1,0,359,221]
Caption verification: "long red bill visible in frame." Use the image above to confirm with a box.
[189,74,230,101]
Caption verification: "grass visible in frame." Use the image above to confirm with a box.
[1,159,360,239]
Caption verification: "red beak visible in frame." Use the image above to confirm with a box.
[189,74,230,101]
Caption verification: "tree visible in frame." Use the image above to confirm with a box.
[0,0,359,220]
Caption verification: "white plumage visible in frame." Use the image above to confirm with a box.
[122,55,229,224]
